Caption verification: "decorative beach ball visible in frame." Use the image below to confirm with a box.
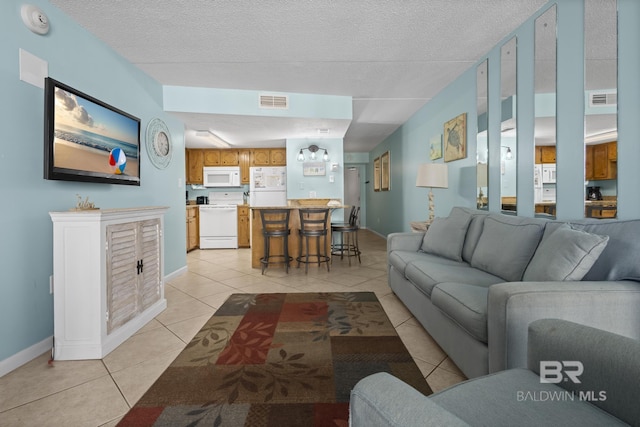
[109,148,127,175]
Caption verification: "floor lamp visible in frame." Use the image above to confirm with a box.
[416,163,449,223]
[476,162,488,209]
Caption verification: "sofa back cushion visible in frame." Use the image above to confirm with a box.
[421,209,472,262]
[568,219,640,282]
[470,214,546,282]
[522,224,609,281]
[442,207,491,263]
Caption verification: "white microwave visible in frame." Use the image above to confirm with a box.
[203,167,241,187]
[542,164,556,184]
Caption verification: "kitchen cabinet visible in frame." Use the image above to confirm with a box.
[204,150,221,166]
[252,148,271,166]
[270,148,287,165]
[540,146,556,163]
[586,142,616,181]
[237,205,250,248]
[186,206,199,251]
[188,148,284,184]
[187,149,204,184]
[608,141,617,161]
[535,146,556,164]
[252,148,287,166]
[49,207,167,360]
[585,145,594,180]
[592,144,609,179]
[221,149,239,165]
[239,149,251,184]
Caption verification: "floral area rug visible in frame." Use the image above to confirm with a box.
[117,292,432,426]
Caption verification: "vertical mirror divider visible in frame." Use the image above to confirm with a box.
[476,59,489,210]
[556,0,586,219]
[500,37,518,215]
[534,5,558,219]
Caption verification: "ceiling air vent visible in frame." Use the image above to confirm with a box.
[259,94,289,110]
[589,91,617,107]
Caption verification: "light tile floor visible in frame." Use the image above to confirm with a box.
[0,230,466,426]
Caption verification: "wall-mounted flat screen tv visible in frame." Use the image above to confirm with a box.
[44,77,141,186]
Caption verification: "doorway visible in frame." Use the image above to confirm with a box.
[344,167,361,223]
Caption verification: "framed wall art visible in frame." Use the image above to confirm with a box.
[303,161,326,176]
[381,151,390,191]
[444,113,467,162]
[373,156,381,191]
[430,134,442,160]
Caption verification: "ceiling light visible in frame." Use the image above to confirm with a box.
[194,130,230,148]
[297,144,329,162]
[585,129,617,144]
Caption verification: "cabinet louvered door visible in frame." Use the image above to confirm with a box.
[139,219,161,312]
[106,223,139,334]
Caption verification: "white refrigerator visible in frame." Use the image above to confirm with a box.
[250,166,287,206]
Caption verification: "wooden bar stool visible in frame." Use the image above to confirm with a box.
[296,208,331,273]
[331,206,361,266]
[259,209,292,274]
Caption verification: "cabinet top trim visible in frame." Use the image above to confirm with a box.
[50,206,168,221]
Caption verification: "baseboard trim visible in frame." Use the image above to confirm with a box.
[165,265,187,282]
[0,336,52,378]
[1,266,187,378]
[368,228,387,239]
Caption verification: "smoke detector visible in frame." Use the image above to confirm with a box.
[21,4,50,35]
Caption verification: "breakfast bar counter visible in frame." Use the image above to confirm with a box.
[250,204,347,270]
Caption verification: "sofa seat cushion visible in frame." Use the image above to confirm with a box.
[404,260,503,299]
[470,214,547,282]
[431,368,627,427]
[431,283,489,343]
[387,250,455,276]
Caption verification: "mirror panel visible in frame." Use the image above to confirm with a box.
[500,37,517,214]
[476,59,489,210]
[534,5,557,219]
[584,0,617,218]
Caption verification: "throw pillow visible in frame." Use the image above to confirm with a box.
[421,213,472,262]
[523,224,609,281]
[470,215,546,282]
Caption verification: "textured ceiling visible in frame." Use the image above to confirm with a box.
[49,0,548,151]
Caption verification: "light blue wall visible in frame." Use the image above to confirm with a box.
[366,0,640,236]
[0,0,186,367]
[285,138,344,199]
[164,86,352,120]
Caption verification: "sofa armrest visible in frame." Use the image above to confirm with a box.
[487,280,640,373]
[528,319,640,425]
[387,232,424,254]
[350,373,470,427]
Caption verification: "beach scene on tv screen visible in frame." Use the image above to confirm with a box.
[53,87,139,177]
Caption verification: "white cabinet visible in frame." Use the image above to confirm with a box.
[50,206,168,360]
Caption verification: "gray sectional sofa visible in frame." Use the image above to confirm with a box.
[351,319,640,426]
[387,207,640,378]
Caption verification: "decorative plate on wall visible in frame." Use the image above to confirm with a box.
[146,118,172,169]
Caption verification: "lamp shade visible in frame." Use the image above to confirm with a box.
[416,163,448,188]
[476,162,488,187]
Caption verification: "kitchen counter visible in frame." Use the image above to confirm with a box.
[585,199,617,218]
[249,205,347,269]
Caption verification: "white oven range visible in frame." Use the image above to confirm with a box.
[199,192,244,249]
